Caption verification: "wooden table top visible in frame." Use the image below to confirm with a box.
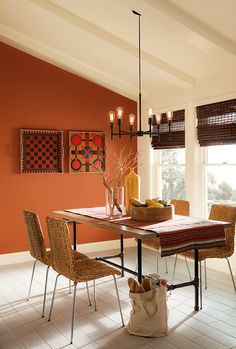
[53,210,157,240]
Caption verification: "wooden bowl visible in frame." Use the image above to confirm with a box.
[130,204,174,222]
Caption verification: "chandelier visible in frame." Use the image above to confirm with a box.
[109,10,173,141]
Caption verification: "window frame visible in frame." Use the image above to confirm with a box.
[154,148,186,200]
[203,145,236,215]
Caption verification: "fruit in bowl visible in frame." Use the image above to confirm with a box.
[145,198,168,208]
[129,197,173,222]
[129,198,168,208]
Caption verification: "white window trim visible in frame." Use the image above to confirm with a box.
[203,146,236,215]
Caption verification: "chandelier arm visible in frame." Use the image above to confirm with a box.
[112,129,161,137]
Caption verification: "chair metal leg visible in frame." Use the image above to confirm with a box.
[204,259,208,289]
[93,280,97,311]
[86,281,92,306]
[199,261,203,309]
[156,251,159,275]
[226,258,236,294]
[69,279,72,294]
[42,265,50,318]
[184,256,192,280]
[70,282,77,344]
[113,275,124,327]
[165,258,168,274]
[172,254,178,283]
[27,260,37,301]
[48,274,60,321]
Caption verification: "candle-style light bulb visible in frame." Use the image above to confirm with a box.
[109,111,115,141]
[147,107,153,117]
[155,114,162,141]
[155,114,162,124]
[109,111,115,123]
[167,110,173,135]
[129,114,135,126]
[167,110,173,121]
[129,114,135,141]
[116,107,123,138]
[116,107,124,120]
[148,107,153,134]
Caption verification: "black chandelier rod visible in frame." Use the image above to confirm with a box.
[132,10,142,134]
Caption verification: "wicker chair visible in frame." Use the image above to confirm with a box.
[46,216,124,344]
[23,210,89,317]
[23,209,52,317]
[141,199,190,274]
[173,204,236,306]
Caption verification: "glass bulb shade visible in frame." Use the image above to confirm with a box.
[129,114,135,125]
[147,107,153,116]
[167,110,173,121]
[109,111,115,123]
[155,114,162,124]
[116,107,124,119]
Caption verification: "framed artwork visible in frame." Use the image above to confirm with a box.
[69,131,105,173]
[20,129,63,174]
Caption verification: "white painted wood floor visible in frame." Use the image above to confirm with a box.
[1,247,236,349]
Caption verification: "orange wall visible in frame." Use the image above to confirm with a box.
[0,42,137,254]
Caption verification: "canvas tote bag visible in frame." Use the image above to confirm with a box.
[127,286,168,337]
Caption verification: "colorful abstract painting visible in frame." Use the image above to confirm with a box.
[69,131,105,173]
[20,129,63,174]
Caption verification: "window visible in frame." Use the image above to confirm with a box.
[159,148,185,200]
[152,108,186,201]
[205,145,236,212]
[196,99,236,213]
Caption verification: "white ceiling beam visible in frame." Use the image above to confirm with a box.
[29,0,195,87]
[0,24,138,99]
[144,0,236,57]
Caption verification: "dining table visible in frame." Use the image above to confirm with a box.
[53,207,231,312]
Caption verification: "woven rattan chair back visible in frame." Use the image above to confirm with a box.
[46,217,75,280]
[208,204,236,258]
[170,199,190,216]
[23,209,48,264]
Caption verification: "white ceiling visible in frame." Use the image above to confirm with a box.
[1,0,236,101]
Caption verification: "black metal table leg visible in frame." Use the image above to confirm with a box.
[120,234,124,277]
[137,239,142,283]
[73,221,77,251]
[194,249,199,311]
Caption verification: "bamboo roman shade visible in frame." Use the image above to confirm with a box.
[152,109,185,150]
[197,99,236,147]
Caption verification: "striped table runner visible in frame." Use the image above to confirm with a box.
[65,207,226,257]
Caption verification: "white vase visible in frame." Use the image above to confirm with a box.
[105,187,124,218]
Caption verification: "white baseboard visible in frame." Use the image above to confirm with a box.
[0,251,35,265]
[1,239,235,275]
[0,238,136,266]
